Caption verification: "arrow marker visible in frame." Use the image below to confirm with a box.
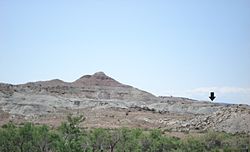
[209,92,216,101]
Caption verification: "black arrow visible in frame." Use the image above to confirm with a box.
[209,92,216,101]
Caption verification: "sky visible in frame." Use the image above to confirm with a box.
[0,0,250,104]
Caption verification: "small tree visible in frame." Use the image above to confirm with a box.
[57,114,85,152]
[107,130,121,152]
[89,128,109,152]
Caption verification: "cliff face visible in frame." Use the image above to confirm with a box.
[0,72,250,134]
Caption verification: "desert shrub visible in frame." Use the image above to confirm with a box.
[179,136,205,152]
[0,122,58,152]
[0,123,20,152]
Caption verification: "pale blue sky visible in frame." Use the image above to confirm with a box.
[0,0,250,104]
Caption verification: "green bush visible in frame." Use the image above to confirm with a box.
[0,115,249,152]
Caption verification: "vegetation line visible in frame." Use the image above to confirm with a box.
[0,114,249,152]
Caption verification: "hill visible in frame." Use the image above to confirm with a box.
[0,72,250,134]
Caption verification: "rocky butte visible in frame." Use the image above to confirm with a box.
[0,72,250,134]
